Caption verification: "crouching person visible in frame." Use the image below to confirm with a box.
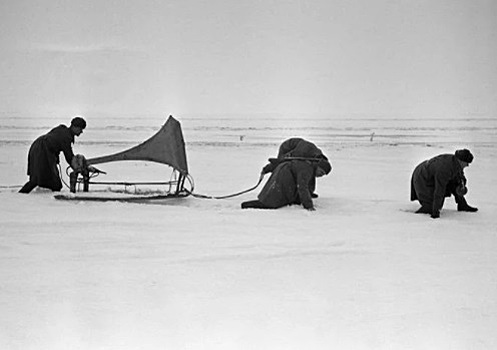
[242,138,332,211]
[410,149,477,218]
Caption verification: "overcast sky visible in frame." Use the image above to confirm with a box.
[1,0,496,118]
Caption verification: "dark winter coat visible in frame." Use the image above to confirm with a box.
[26,125,75,190]
[410,154,466,213]
[276,138,324,159]
[262,137,328,182]
[258,159,317,209]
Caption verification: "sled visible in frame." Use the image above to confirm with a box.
[55,115,194,202]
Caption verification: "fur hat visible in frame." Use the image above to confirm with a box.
[455,149,473,163]
[71,116,87,129]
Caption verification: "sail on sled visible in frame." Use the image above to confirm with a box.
[54,115,193,202]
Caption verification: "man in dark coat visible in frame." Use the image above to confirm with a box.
[267,138,325,165]
[19,116,87,193]
[241,138,332,211]
[410,149,477,218]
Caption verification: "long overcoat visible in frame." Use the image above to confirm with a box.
[410,154,465,212]
[26,125,75,190]
[258,160,316,209]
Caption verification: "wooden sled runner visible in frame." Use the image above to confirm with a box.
[54,192,190,203]
[54,115,193,202]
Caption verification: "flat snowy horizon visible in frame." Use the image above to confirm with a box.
[1,115,496,349]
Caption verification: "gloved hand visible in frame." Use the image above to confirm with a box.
[71,154,87,172]
[455,183,468,196]
[261,159,278,174]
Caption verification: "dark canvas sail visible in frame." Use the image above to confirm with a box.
[87,116,189,175]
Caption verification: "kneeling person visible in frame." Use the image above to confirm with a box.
[242,138,332,211]
[410,149,477,218]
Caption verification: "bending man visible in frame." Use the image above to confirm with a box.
[242,138,332,211]
[19,116,87,193]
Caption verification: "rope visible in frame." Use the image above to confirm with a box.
[57,163,265,200]
[59,164,71,190]
[185,156,321,200]
[186,173,265,199]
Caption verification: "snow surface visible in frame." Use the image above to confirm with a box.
[1,115,497,349]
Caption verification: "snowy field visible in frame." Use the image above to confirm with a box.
[1,114,497,349]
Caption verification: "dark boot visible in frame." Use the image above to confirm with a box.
[457,202,478,212]
[456,196,478,212]
[415,206,431,214]
[19,181,36,194]
[241,200,272,209]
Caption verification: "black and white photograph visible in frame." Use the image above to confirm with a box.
[1,0,496,349]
